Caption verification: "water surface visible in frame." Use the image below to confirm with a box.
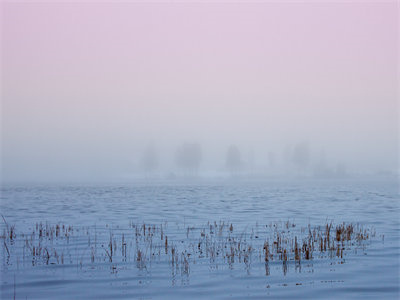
[1,179,399,299]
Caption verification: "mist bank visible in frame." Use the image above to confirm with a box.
[1,139,397,183]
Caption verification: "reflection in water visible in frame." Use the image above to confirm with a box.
[265,262,270,276]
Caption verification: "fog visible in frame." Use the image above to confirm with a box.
[1,2,398,183]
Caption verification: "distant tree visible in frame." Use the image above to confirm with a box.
[226,145,242,175]
[175,143,202,176]
[140,143,158,175]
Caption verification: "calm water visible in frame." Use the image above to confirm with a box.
[1,179,399,299]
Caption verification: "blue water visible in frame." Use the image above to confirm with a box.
[1,179,399,299]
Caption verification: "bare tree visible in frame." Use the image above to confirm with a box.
[226,145,242,175]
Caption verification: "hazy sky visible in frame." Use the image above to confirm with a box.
[1,1,398,182]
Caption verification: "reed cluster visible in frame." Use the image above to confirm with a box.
[1,217,376,277]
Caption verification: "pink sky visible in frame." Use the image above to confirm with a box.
[1,1,398,180]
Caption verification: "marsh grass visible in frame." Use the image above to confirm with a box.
[1,217,376,278]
